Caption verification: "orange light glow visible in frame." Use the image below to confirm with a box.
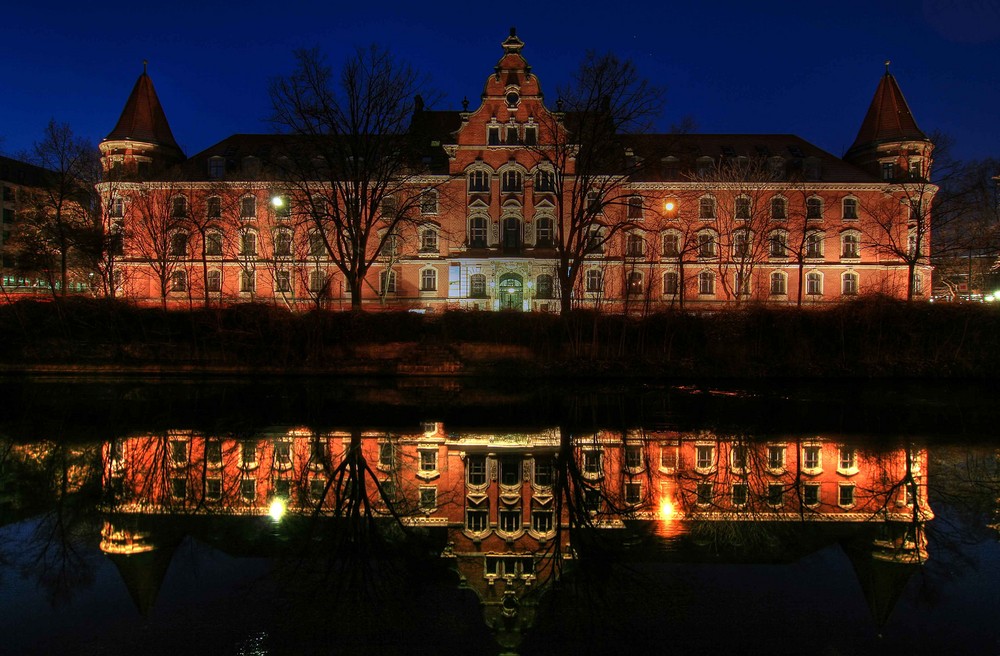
[664,201,676,212]
[658,497,675,520]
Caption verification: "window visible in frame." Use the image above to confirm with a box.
[272,194,291,219]
[420,190,438,214]
[308,270,328,293]
[625,445,643,471]
[769,272,786,295]
[206,440,222,467]
[501,170,523,192]
[488,126,500,146]
[696,157,714,177]
[803,446,821,471]
[842,272,858,296]
[378,441,395,469]
[839,447,857,473]
[838,484,855,507]
[733,230,750,258]
[206,478,222,501]
[768,445,786,471]
[534,170,554,192]
[806,197,823,219]
[171,478,187,500]
[771,197,787,220]
[523,125,537,146]
[806,232,823,258]
[240,270,255,293]
[171,196,188,218]
[843,197,858,220]
[583,450,602,476]
[535,216,553,246]
[769,232,786,258]
[470,273,487,298]
[881,162,894,180]
[499,458,521,486]
[842,233,859,258]
[735,196,751,220]
[913,271,924,295]
[310,477,326,503]
[587,191,602,214]
[533,459,553,486]
[803,483,821,506]
[624,482,642,505]
[662,232,680,257]
[585,269,603,293]
[420,268,437,292]
[695,445,715,471]
[663,271,679,295]
[505,125,519,144]
[468,170,490,192]
[207,196,221,219]
[274,231,292,256]
[536,274,553,299]
[206,231,223,256]
[274,441,292,469]
[466,507,488,533]
[627,195,643,219]
[586,227,603,253]
[499,509,521,533]
[626,232,645,257]
[531,510,553,533]
[205,270,221,293]
[419,487,437,511]
[309,232,325,257]
[696,482,713,506]
[241,440,258,468]
[170,232,188,257]
[731,446,747,471]
[660,445,678,471]
[467,455,487,486]
[275,270,291,293]
[380,197,398,218]
[170,440,188,465]
[695,270,713,295]
[584,489,602,513]
[806,271,822,295]
[768,484,784,506]
[627,271,643,295]
[240,231,257,257]
[469,216,488,248]
[732,483,748,506]
[240,196,256,219]
[110,196,124,218]
[380,269,397,294]
[170,270,187,292]
[208,157,225,179]
[698,232,716,258]
[420,228,438,252]
[381,232,400,257]
[420,449,438,473]
[699,196,716,219]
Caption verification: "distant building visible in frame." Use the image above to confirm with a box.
[98,33,935,310]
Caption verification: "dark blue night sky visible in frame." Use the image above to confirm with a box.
[2,1,998,165]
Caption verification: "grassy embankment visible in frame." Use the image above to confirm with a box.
[0,297,996,378]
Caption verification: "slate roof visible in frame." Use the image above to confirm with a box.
[848,72,927,153]
[104,69,184,156]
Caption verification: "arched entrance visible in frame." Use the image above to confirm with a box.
[498,273,523,311]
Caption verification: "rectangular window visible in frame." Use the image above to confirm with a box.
[843,198,858,220]
[171,478,187,500]
[205,478,222,501]
[241,196,256,218]
[379,442,395,469]
[663,272,679,295]
[505,125,519,144]
[583,450,602,475]
[240,270,255,294]
[206,441,222,466]
[207,197,221,219]
[696,482,713,506]
[768,446,785,470]
[275,270,291,293]
[274,441,292,467]
[731,445,747,470]
[695,445,714,470]
[624,482,641,504]
[803,483,821,506]
[839,484,855,507]
[420,449,438,473]
[206,231,223,256]
[420,268,437,291]
[170,440,188,465]
[241,478,257,502]
[466,508,488,532]
[660,446,678,470]
[499,458,521,486]
[731,483,748,506]
[803,446,821,470]
[768,484,784,506]
[241,441,257,467]
[488,126,500,145]
[625,445,643,471]
[467,455,487,485]
[310,478,326,502]
[523,126,537,146]
[584,489,602,513]
[627,196,643,219]
[839,447,857,471]
[533,459,553,486]
[531,510,553,533]
[206,270,222,293]
[419,487,437,510]
[499,509,521,532]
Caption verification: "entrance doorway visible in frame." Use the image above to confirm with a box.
[498,273,523,310]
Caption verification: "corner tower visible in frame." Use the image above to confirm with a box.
[99,63,184,177]
[845,63,933,182]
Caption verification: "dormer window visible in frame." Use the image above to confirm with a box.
[208,157,225,179]
[881,162,895,180]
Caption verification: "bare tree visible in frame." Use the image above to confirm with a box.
[528,52,664,314]
[268,46,437,310]
[128,180,190,308]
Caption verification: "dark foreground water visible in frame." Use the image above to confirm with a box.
[1,378,998,655]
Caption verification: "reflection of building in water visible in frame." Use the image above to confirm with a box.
[100,426,932,645]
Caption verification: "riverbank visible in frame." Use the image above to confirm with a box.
[0,297,997,378]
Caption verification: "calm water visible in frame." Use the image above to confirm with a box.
[1,378,998,655]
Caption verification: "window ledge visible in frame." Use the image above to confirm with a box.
[416,470,440,482]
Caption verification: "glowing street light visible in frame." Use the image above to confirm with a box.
[268,498,286,522]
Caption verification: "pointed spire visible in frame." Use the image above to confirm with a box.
[105,64,182,155]
[848,66,927,153]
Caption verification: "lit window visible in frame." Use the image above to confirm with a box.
[469,273,487,298]
[170,270,187,292]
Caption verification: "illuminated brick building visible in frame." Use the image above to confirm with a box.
[98,32,934,310]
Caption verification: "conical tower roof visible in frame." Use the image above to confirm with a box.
[848,68,927,153]
[104,64,183,156]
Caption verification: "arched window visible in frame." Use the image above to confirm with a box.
[240,196,256,219]
[169,232,188,257]
[769,231,787,258]
[733,229,751,258]
[806,232,824,258]
[240,270,255,293]
[663,271,679,295]
[806,271,823,295]
[171,195,188,218]
[308,231,326,257]
[274,230,292,257]
[735,196,751,220]
[698,232,717,258]
[469,216,488,248]
[627,195,644,219]
[470,273,487,298]
[534,170,555,193]
[468,170,490,192]
[841,233,860,258]
[806,197,823,220]
[308,269,328,293]
[662,232,680,257]
[206,230,223,256]
[501,169,523,193]
[207,196,222,219]
[842,272,858,295]
[420,268,437,292]
[698,270,715,295]
[420,190,438,214]
[275,270,291,292]
[240,231,257,257]
[206,270,222,293]
[626,232,645,257]
[380,269,397,295]
[842,197,858,220]
[170,270,187,292]
[769,271,787,296]
[110,196,124,218]
[536,274,553,299]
